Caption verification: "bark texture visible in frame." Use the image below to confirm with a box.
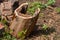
[9,3,40,38]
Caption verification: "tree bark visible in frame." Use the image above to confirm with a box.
[9,3,40,38]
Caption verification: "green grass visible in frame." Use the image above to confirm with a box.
[27,2,46,15]
[42,24,48,30]
[0,27,17,40]
[18,28,27,39]
[0,16,17,40]
[27,0,55,15]
[45,0,55,6]
[55,7,60,13]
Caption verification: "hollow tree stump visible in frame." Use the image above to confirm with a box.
[9,3,40,38]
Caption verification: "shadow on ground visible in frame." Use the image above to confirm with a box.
[26,25,56,39]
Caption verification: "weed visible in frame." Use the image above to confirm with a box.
[39,13,44,17]
[27,2,46,15]
[45,0,55,6]
[0,17,17,40]
[55,7,60,13]
[27,0,55,15]
[0,30,17,40]
[42,24,48,30]
[18,29,27,39]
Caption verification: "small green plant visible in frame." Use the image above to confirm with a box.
[27,0,55,15]
[9,29,13,34]
[55,7,60,13]
[18,29,27,39]
[39,13,44,17]
[42,24,48,30]
[0,30,17,40]
[27,2,46,15]
[0,16,17,40]
[45,0,55,6]
[0,16,8,26]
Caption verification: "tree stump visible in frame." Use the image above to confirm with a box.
[1,1,15,23]
[9,3,40,38]
[1,1,12,15]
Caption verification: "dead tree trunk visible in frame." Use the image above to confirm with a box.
[9,3,40,38]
